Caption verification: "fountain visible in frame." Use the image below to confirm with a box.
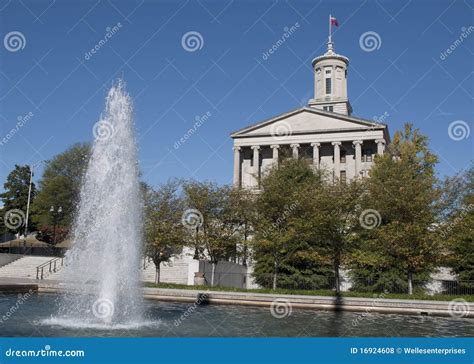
[53,80,144,327]
[1,82,470,338]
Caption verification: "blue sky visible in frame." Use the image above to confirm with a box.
[0,0,472,191]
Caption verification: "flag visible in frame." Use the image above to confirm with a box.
[330,16,339,27]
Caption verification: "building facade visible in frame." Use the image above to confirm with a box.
[231,39,390,189]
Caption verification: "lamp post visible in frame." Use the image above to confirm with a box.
[24,161,46,237]
[50,206,63,245]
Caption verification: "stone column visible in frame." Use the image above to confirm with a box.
[353,140,363,178]
[375,139,386,155]
[270,145,279,166]
[251,145,260,188]
[332,141,341,179]
[311,142,320,169]
[232,146,241,187]
[290,143,300,159]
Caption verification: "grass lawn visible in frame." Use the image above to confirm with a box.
[144,282,474,302]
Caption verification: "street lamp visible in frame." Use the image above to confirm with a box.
[24,160,46,237]
[50,206,63,245]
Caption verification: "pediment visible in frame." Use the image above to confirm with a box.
[231,107,386,138]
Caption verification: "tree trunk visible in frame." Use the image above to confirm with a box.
[407,271,413,295]
[242,229,248,266]
[211,262,216,287]
[155,263,161,284]
[232,243,237,263]
[193,227,200,259]
[335,264,340,295]
[272,260,278,290]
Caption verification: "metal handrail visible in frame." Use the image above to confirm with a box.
[36,257,64,280]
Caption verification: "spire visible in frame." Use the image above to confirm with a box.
[326,39,335,55]
[308,16,352,115]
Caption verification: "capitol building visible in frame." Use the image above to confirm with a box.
[231,39,390,189]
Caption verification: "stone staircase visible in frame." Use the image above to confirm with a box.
[0,256,63,280]
[0,255,191,284]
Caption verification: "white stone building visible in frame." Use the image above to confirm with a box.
[231,40,390,188]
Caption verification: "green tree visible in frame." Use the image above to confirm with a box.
[307,179,364,294]
[0,165,35,234]
[253,159,321,289]
[443,164,473,289]
[353,124,440,294]
[144,180,186,283]
[228,187,257,266]
[183,181,239,286]
[32,143,90,232]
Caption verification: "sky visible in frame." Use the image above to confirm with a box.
[0,0,473,192]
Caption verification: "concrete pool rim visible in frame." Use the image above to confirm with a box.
[2,282,472,319]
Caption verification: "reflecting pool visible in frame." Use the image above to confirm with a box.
[0,293,472,337]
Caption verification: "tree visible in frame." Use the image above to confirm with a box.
[144,180,186,284]
[352,124,440,294]
[0,165,35,235]
[183,181,239,286]
[307,179,365,294]
[442,164,473,289]
[228,188,257,266]
[32,143,90,234]
[252,159,321,290]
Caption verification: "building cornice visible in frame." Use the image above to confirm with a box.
[230,107,389,140]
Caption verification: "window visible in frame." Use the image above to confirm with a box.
[325,78,332,94]
[340,150,346,163]
[364,149,373,162]
[340,171,346,183]
[323,106,334,112]
[325,69,332,75]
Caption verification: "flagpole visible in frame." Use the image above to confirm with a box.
[329,14,331,43]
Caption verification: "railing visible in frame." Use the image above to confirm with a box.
[201,272,474,296]
[36,257,64,280]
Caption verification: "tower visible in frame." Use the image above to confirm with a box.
[308,39,352,115]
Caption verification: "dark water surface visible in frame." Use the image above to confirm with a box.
[0,293,472,337]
